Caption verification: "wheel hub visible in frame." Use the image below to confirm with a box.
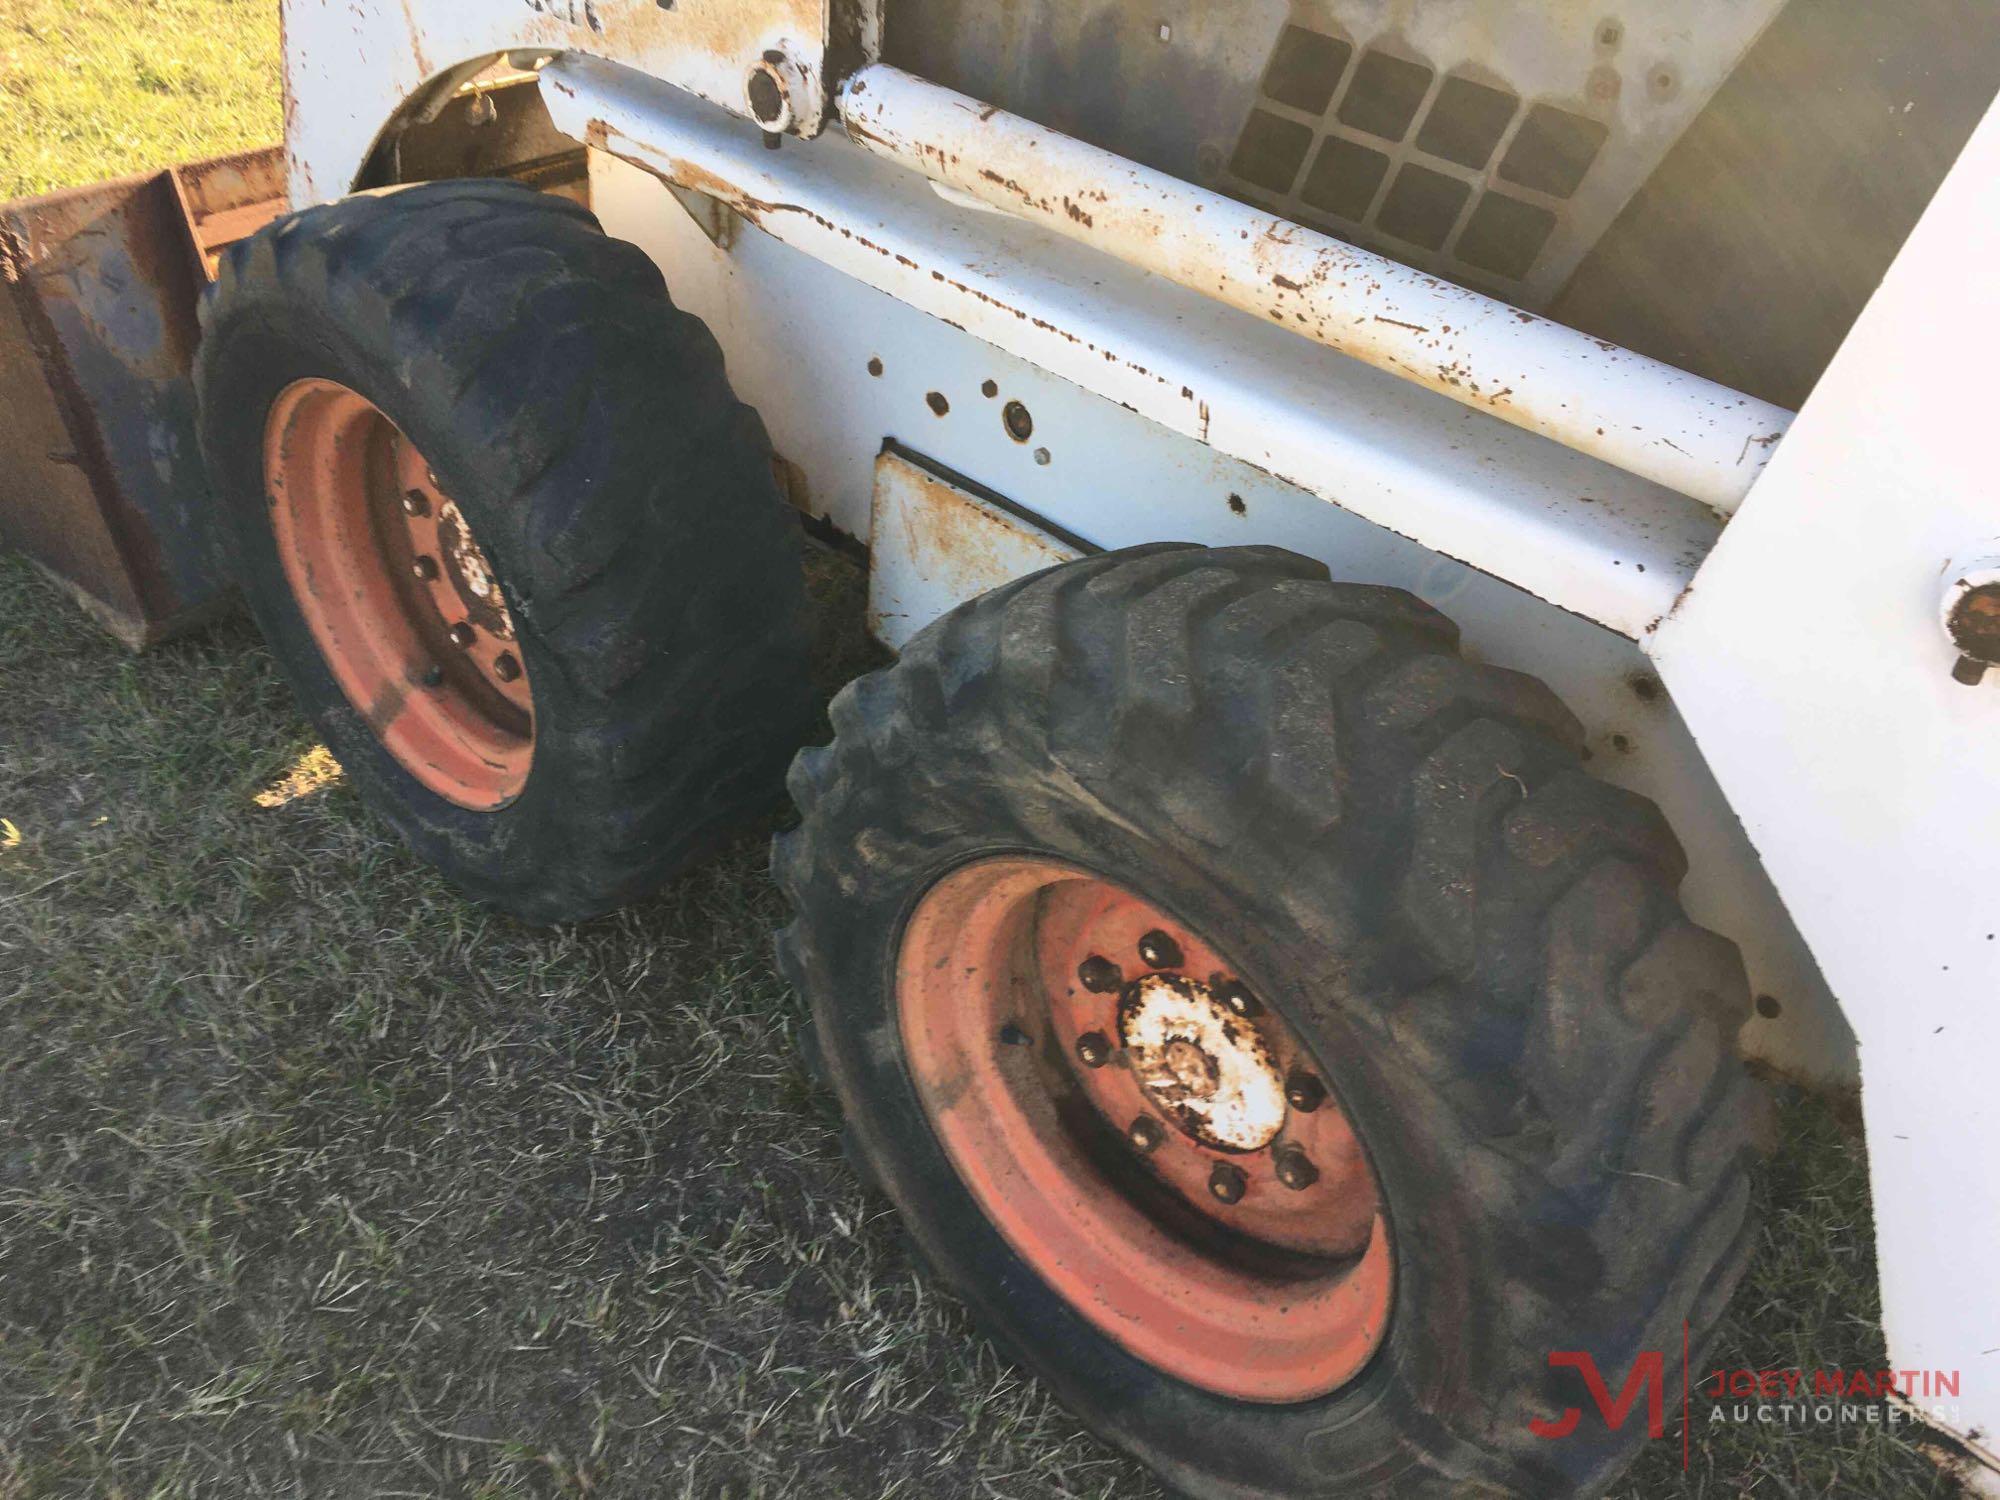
[896,856,1393,1403]
[1118,973,1286,1152]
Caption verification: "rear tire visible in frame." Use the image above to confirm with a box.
[775,544,1767,1498]
[197,180,812,922]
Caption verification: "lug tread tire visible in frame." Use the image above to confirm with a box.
[774,544,1766,1499]
[197,181,812,922]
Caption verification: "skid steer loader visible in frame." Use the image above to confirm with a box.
[4,3,1997,1495]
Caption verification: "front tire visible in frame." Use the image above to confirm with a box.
[775,544,1766,1498]
[197,180,812,922]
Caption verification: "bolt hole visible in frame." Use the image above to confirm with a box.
[1630,675,1661,702]
[1609,732,1632,754]
[1003,400,1034,442]
[1597,19,1622,46]
[925,391,950,417]
[1033,447,1051,466]
[1227,493,1247,516]
[867,356,884,377]
[981,378,999,398]
[1755,994,1782,1020]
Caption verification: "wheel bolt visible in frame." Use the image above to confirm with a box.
[1218,981,1263,1019]
[1285,1069,1326,1113]
[402,490,429,517]
[1077,955,1122,993]
[1274,1146,1319,1191]
[1075,1031,1113,1068]
[1208,1161,1247,1204]
[493,652,522,683]
[448,622,476,649]
[1128,1116,1165,1153]
[1137,930,1184,969]
[411,555,439,582]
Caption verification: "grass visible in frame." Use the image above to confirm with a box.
[0,0,280,200]
[0,551,1976,1499]
[0,7,1980,1495]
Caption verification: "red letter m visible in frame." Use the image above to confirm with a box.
[1529,1352,1666,1439]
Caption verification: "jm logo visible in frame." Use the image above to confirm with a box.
[1529,1351,1667,1440]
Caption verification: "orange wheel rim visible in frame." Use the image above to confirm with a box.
[264,379,533,810]
[898,858,1393,1403]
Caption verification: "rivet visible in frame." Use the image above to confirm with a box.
[402,490,430,517]
[1075,1031,1113,1068]
[1137,930,1184,970]
[1208,1161,1247,1204]
[448,622,477,649]
[493,652,522,683]
[411,555,439,582]
[1128,1116,1165,1153]
[1077,955,1123,993]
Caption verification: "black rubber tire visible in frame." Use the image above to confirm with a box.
[774,544,1768,1499]
[196,180,812,923]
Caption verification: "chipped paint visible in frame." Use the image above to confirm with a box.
[284,0,884,204]
[837,64,1793,517]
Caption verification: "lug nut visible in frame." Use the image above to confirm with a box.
[1218,981,1263,1019]
[448,621,477,649]
[1128,1116,1165,1154]
[1274,1146,1319,1191]
[493,652,522,683]
[411,555,439,582]
[1208,1161,1247,1204]
[1137,930,1184,970]
[402,490,429,517]
[1075,1031,1113,1068]
[1077,955,1123,993]
[1285,1069,1326,1113]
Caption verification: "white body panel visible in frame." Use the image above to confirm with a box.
[588,145,1848,1084]
[281,0,857,204]
[1649,101,2000,1464]
[548,56,1722,643]
[840,64,1791,514]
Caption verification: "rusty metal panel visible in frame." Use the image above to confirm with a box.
[0,147,285,647]
[866,444,1084,648]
